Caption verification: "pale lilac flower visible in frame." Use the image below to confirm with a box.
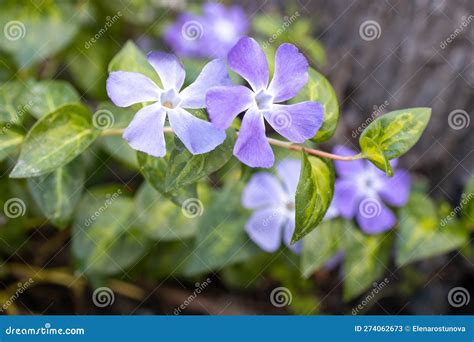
[242,159,302,253]
[164,3,248,59]
[206,37,324,168]
[332,145,411,234]
[106,52,230,157]
[242,158,339,253]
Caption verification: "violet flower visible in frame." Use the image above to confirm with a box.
[242,158,339,253]
[206,37,324,168]
[332,145,411,234]
[242,159,303,253]
[164,3,248,59]
[106,52,230,157]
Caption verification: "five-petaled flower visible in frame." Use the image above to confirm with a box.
[106,52,230,157]
[165,3,248,59]
[332,145,411,234]
[242,159,340,253]
[206,37,324,168]
[242,159,303,253]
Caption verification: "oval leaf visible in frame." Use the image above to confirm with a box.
[27,157,85,228]
[461,177,474,228]
[134,182,198,241]
[301,219,348,278]
[0,2,80,68]
[0,127,23,162]
[21,80,80,119]
[137,137,197,206]
[396,192,468,267]
[343,227,392,301]
[10,103,100,178]
[359,136,394,176]
[108,40,160,86]
[184,184,258,276]
[165,130,236,192]
[291,68,339,142]
[359,107,431,175]
[72,186,146,275]
[0,81,31,123]
[292,153,334,243]
[97,102,138,169]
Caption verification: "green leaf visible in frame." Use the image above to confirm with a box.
[134,182,198,240]
[0,127,23,162]
[137,140,197,206]
[108,40,160,86]
[164,130,236,192]
[27,157,84,228]
[299,37,326,67]
[359,108,431,175]
[461,177,474,229]
[292,153,334,243]
[10,104,100,178]
[396,192,468,266]
[97,102,138,169]
[291,68,338,142]
[72,186,146,275]
[343,227,392,300]
[301,219,352,278]
[184,184,258,276]
[359,136,393,176]
[0,81,31,123]
[20,80,80,119]
[0,2,80,67]
[66,32,110,99]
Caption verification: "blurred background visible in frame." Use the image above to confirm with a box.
[0,0,472,315]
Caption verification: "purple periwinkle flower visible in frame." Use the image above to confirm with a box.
[242,158,340,253]
[206,37,324,168]
[332,145,411,234]
[164,3,248,59]
[106,52,230,157]
[242,159,303,253]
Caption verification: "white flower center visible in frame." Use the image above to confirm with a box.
[254,90,274,111]
[214,19,236,42]
[160,88,181,109]
[355,168,383,198]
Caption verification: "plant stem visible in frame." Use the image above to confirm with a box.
[265,137,363,161]
[100,127,363,161]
